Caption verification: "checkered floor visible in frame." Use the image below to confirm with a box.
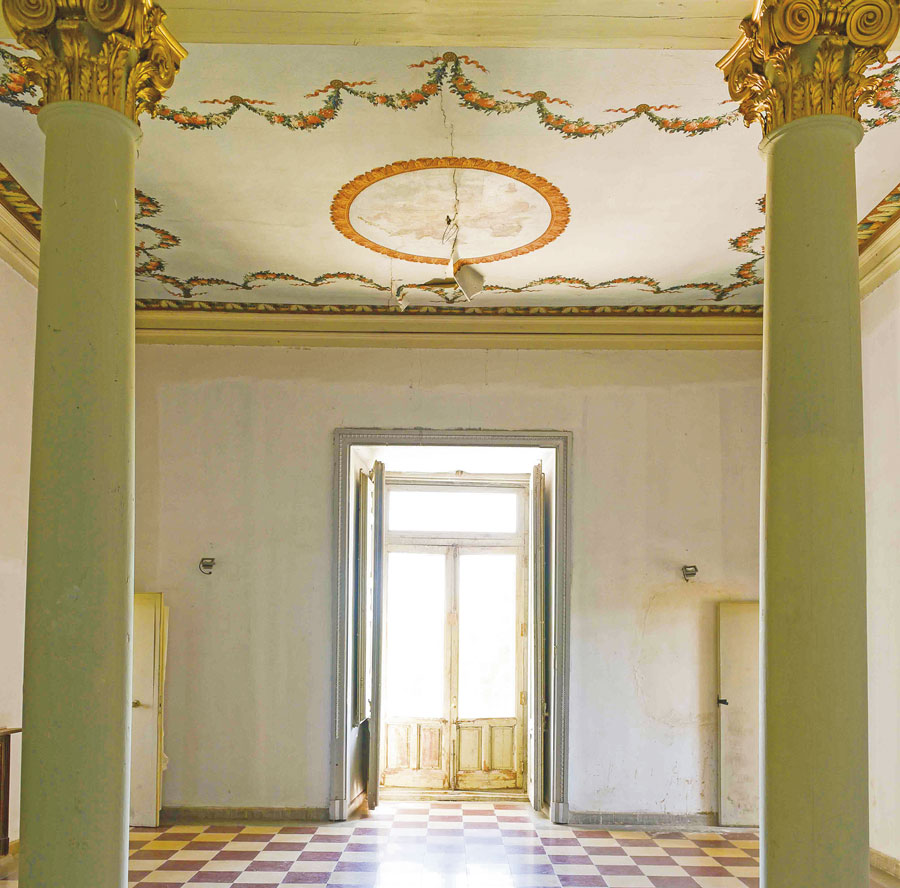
[1,801,767,887]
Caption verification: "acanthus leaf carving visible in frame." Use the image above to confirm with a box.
[1,0,185,122]
[717,0,900,134]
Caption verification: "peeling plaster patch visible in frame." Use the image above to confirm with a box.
[351,168,551,256]
[633,582,723,731]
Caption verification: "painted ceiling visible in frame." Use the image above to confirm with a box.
[1,42,900,316]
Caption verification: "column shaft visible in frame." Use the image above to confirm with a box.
[761,115,869,886]
[20,101,139,888]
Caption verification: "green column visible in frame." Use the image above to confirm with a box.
[717,5,900,882]
[19,100,140,888]
[759,113,869,887]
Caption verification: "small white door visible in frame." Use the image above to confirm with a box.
[130,593,167,827]
[718,601,760,827]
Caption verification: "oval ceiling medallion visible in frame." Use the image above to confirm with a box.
[330,157,570,267]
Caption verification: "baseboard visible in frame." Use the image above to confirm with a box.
[161,806,329,824]
[872,847,900,880]
[568,810,719,828]
[3,840,18,857]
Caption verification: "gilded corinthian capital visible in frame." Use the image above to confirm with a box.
[1,0,186,122]
[718,0,900,134]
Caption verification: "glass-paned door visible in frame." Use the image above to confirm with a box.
[380,538,526,791]
[381,551,450,788]
[455,550,523,789]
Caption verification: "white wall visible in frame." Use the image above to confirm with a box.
[0,288,891,827]
[0,260,37,844]
[135,345,763,817]
[862,273,900,863]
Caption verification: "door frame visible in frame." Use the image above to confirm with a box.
[331,428,572,822]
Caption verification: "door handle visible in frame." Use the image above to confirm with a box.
[132,699,144,709]
[717,698,729,706]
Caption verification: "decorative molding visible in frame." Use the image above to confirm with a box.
[1,0,185,122]
[0,158,39,236]
[0,159,39,282]
[717,0,900,135]
[135,300,763,318]
[330,156,570,267]
[858,180,900,247]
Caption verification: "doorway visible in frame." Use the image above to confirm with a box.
[381,479,528,792]
[331,430,571,823]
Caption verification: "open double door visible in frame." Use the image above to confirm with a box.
[359,463,547,810]
[380,545,525,792]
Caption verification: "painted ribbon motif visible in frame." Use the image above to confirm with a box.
[3,45,899,135]
[0,159,768,304]
[131,186,764,303]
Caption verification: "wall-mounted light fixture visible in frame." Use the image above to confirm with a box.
[682,564,699,582]
[198,557,216,575]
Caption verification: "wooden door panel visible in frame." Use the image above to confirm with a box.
[454,719,520,790]
[386,724,410,770]
[419,725,443,770]
[382,718,449,788]
[490,725,515,770]
[458,726,482,771]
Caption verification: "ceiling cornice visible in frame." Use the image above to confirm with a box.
[0,198,37,285]
[860,210,900,296]
[4,2,898,50]
[133,309,764,350]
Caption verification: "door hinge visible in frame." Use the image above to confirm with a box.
[521,622,527,637]
[520,690,526,706]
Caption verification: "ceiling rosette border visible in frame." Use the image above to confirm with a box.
[329,157,571,267]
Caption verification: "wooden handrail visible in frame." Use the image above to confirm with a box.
[0,728,21,856]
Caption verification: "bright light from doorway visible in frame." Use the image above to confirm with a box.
[389,489,517,534]
[384,551,446,718]
[458,552,518,719]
